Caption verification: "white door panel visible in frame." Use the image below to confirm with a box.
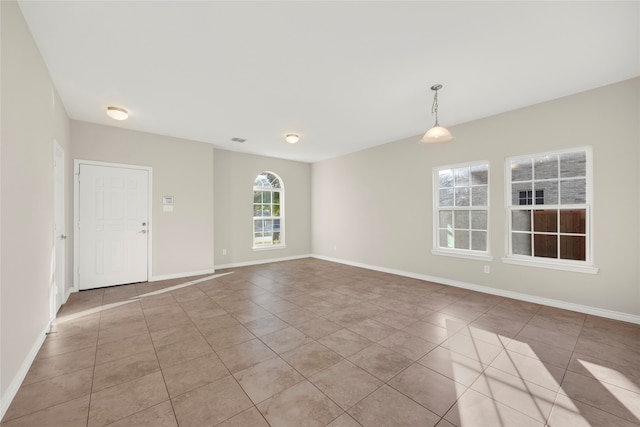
[78,164,148,290]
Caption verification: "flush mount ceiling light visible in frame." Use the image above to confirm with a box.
[420,84,454,144]
[285,133,300,144]
[106,106,128,120]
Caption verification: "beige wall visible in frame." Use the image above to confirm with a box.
[0,0,71,408]
[312,78,640,319]
[71,121,215,279]
[214,149,311,267]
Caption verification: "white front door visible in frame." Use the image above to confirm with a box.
[77,163,149,290]
[53,140,66,315]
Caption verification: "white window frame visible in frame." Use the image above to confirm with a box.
[432,160,492,261]
[252,171,286,250]
[503,146,598,274]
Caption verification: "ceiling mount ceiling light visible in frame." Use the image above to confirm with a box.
[285,133,300,144]
[420,84,454,144]
[106,106,128,120]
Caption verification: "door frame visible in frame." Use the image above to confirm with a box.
[52,139,66,319]
[73,159,153,291]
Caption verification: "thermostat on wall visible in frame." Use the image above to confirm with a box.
[163,196,174,212]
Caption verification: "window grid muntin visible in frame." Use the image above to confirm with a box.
[507,147,591,265]
[435,162,489,254]
[510,205,588,261]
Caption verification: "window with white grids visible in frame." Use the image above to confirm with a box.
[504,146,597,273]
[253,172,285,249]
[433,161,491,260]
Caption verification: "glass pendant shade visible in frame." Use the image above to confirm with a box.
[420,125,455,144]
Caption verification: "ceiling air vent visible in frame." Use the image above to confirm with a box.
[231,137,246,143]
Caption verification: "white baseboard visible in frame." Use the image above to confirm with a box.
[0,321,51,422]
[150,268,216,282]
[214,254,312,270]
[311,254,640,325]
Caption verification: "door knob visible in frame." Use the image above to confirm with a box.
[60,234,67,240]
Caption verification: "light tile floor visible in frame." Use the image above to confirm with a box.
[2,258,639,426]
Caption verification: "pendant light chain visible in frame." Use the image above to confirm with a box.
[431,88,440,126]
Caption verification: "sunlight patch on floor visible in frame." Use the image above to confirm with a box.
[53,272,233,325]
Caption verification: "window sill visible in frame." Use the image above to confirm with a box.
[253,244,286,251]
[432,249,493,262]
[502,257,599,274]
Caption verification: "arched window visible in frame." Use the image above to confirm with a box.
[253,172,284,249]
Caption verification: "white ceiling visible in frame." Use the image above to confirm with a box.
[18,1,640,163]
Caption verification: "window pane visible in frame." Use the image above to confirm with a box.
[439,188,454,207]
[560,179,586,204]
[560,151,586,178]
[471,164,488,185]
[273,204,280,217]
[471,210,487,230]
[255,174,270,187]
[471,186,487,206]
[254,232,264,245]
[454,167,470,186]
[512,210,531,232]
[273,191,280,204]
[534,210,557,232]
[273,232,281,244]
[454,187,469,206]
[512,233,532,255]
[268,174,281,188]
[454,230,470,249]
[255,173,281,188]
[534,234,558,258]
[534,155,558,179]
[439,229,453,248]
[439,210,453,229]
[533,181,558,205]
[560,209,586,234]
[256,204,270,216]
[511,159,532,182]
[273,219,281,231]
[439,170,454,188]
[254,191,262,203]
[512,182,532,205]
[560,235,586,261]
[471,231,487,251]
[454,211,469,229]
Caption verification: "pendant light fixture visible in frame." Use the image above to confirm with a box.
[420,84,454,144]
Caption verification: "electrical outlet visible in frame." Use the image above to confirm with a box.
[483,265,490,274]
[333,244,337,251]
[222,249,227,256]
